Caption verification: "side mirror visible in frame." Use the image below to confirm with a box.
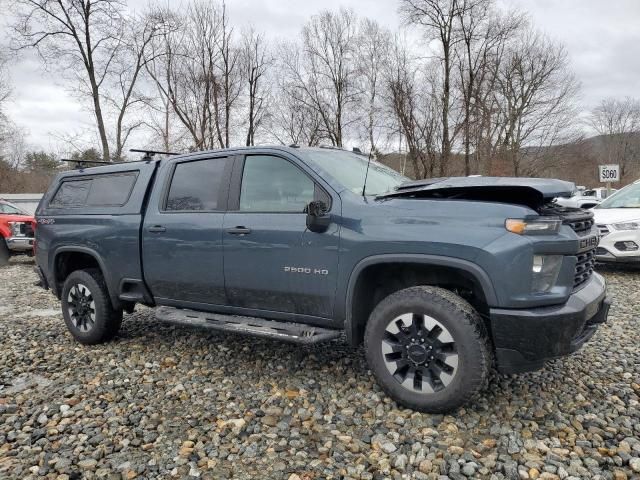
[306,200,330,233]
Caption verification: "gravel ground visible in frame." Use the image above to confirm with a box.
[0,258,639,480]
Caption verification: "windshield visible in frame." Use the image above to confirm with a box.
[300,149,409,196]
[0,202,27,215]
[596,183,640,209]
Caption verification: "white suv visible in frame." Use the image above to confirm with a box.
[593,179,640,263]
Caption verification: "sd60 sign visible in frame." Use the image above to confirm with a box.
[599,164,620,183]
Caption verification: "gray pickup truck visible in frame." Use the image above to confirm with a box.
[34,146,609,412]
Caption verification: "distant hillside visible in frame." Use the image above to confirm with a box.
[379,132,640,189]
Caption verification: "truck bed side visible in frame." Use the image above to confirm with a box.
[35,161,159,307]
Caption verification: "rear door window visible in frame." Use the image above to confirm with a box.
[165,158,229,211]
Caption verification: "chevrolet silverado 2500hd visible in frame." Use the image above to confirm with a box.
[35,146,610,412]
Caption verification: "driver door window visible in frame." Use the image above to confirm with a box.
[239,155,315,212]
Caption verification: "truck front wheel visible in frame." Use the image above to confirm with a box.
[364,286,491,413]
[61,269,123,344]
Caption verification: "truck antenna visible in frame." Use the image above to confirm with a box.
[361,149,373,197]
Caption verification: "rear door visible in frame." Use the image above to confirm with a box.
[223,153,341,320]
[142,155,234,307]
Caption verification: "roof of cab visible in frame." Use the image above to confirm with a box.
[56,145,359,176]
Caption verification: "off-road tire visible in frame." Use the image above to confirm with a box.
[61,268,123,344]
[0,240,9,267]
[364,286,491,413]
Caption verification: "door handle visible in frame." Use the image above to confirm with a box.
[148,225,166,233]
[227,226,251,235]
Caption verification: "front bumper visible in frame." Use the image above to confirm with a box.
[489,273,609,374]
[5,236,35,252]
[595,250,640,263]
[595,227,640,263]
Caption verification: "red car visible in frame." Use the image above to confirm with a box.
[0,199,36,266]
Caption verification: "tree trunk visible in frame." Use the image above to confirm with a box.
[440,45,451,176]
[92,85,111,162]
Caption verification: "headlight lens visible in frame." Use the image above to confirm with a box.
[531,255,563,293]
[611,220,640,231]
[506,217,562,235]
[8,222,25,237]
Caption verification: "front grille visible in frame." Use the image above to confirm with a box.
[565,216,594,236]
[574,248,596,289]
[23,223,35,237]
[597,224,609,237]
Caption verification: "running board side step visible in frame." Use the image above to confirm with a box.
[155,306,342,345]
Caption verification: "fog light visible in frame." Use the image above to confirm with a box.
[614,241,639,251]
[531,255,563,293]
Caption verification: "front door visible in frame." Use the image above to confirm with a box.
[223,154,340,319]
[142,155,233,306]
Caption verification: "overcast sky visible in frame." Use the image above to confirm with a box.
[3,0,640,153]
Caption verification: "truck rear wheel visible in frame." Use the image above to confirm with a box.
[61,268,123,344]
[364,286,491,413]
[0,241,9,267]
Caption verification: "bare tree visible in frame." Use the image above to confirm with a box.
[0,53,10,117]
[589,97,640,179]
[272,42,324,146]
[466,11,524,175]
[0,53,13,163]
[456,0,491,174]
[144,1,242,150]
[215,2,242,148]
[143,7,182,151]
[11,0,130,161]
[454,7,526,174]
[399,0,460,174]
[146,2,222,150]
[494,28,579,176]
[357,18,392,153]
[282,9,361,147]
[241,28,271,146]
[384,37,440,178]
[104,15,165,160]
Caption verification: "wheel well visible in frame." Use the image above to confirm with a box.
[349,262,489,345]
[54,251,102,295]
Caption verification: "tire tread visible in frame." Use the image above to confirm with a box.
[61,268,123,344]
[364,286,491,413]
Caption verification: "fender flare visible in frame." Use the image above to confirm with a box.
[343,254,498,345]
[51,246,118,307]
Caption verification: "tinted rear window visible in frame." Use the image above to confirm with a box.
[50,172,138,208]
[165,158,228,211]
[86,174,137,206]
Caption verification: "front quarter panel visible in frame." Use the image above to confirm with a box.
[334,197,529,318]
[334,195,589,323]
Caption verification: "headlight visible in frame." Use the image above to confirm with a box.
[531,255,563,293]
[505,217,562,235]
[8,222,25,237]
[611,220,640,231]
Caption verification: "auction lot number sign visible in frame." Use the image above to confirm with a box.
[599,164,620,183]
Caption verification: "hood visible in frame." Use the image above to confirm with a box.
[593,208,640,225]
[0,214,34,223]
[377,176,575,210]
